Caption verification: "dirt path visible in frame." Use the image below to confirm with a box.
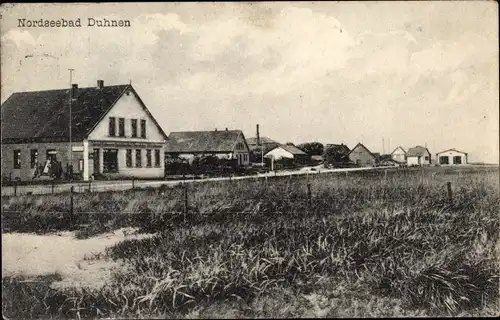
[2,228,153,289]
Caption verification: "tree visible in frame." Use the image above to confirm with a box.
[296,142,324,156]
[285,142,295,146]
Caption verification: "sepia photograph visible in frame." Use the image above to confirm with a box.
[1,1,499,318]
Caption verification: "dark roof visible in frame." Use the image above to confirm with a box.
[348,143,376,158]
[1,84,167,143]
[279,144,308,155]
[246,136,280,145]
[407,145,431,157]
[436,148,467,155]
[165,130,247,153]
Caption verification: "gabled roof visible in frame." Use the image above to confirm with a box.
[279,144,308,155]
[436,148,467,155]
[391,146,406,155]
[347,143,376,159]
[1,83,167,143]
[165,130,247,153]
[407,145,431,157]
[246,136,280,145]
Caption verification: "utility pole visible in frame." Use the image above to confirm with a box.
[382,137,385,154]
[68,69,74,180]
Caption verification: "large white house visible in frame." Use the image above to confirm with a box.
[1,80,168,181]
[436,149,468,165]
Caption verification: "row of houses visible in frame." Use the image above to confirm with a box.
[0,81,468,182]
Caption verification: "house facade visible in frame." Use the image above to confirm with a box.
[436,149,468,165]
[348,143,377,167]
[264,145,309,164]
[165,129,250,166]
[1,80,168,181]
[391,146,407,163]
[406,146,431,166]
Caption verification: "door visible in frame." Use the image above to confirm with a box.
[103,149,118,173]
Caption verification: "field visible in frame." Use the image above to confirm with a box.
[2,166,500,318]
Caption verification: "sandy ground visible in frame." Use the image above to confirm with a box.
[2,228,153,289]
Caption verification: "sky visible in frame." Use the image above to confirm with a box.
[1,2,498,163]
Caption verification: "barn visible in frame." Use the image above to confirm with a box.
[347,143,377,167]
[1,80,168,181]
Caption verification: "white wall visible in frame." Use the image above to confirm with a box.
[88,89,165,143]
[391,148,406,163]
[407,154,431,166]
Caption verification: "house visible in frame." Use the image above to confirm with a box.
[436,149,468,165]
[406,145,431,166]
[391,146,407,164]
[1,80,168,181]
[264,144,309,166]
[377,154,401,167]
[165,129,250,166]
[246,136,281,152]
[323,143,351,166]
[347,143,377,167]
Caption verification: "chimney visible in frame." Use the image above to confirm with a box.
[97,80,104,89]
[71,84,78,100]
[256,124,260,146]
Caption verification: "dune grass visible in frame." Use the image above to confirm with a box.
[2,166,499,318]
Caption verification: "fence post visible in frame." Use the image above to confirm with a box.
[307,183,312,208]
[132,176,135,189]
[183,185,188,223]
[88,178,92,192]
[384,169,387,180]
[447,181,453,203]
[70,186,74,222]
[14,180,17,196]
[51,179,55,194]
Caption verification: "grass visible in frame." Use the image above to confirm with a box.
[2,166,499,318]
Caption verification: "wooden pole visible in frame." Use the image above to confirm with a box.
[51,179,55,194]
[447,182,453,203]
[132,176,135,189]
[183,185,188,223]
[70,186,74,221]
[88,178,91,192]
[14,180,17,196]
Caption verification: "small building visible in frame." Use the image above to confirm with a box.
[264,145,309,166]
[406,145,431,166]
[391,146,407,164]
[165,129,250,166]
[1,80,168,181]
[347,143,377,167]
[246,136,281,152]
[436,149,468,165]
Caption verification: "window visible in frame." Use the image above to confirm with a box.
[440,156,449,165]
[425,156,429,161]
[146,149,152,167]
[79,159,84,172]
[154,149,160,167]
[140,120,146,138]
[109,117,116,136]
[103,149,118,173]
[30,149,38,168]
[126,149,133,167]
[453,156,462,165]
[46,149,57,162]
[118,118,125,137]
[135,149,142,167]
[236,142,244,150]
[13,150,21,169]
[131,119,138,137]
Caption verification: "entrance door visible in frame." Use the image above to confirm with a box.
[46,149,57,162]
[93,149,100,174]
[103,149,118,173]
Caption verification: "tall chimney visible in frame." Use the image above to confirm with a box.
[97,80,104,89]
[71,84,78,100]
[256,124,260,146]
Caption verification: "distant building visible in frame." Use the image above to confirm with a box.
[264,145,309,165]
[1,80,168,181]
[406,145,431,166]
[391,146,407,164]
[347,143,377,167]
[246,136,280,152]
[165,129,250,166]
[436,149,468,165]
